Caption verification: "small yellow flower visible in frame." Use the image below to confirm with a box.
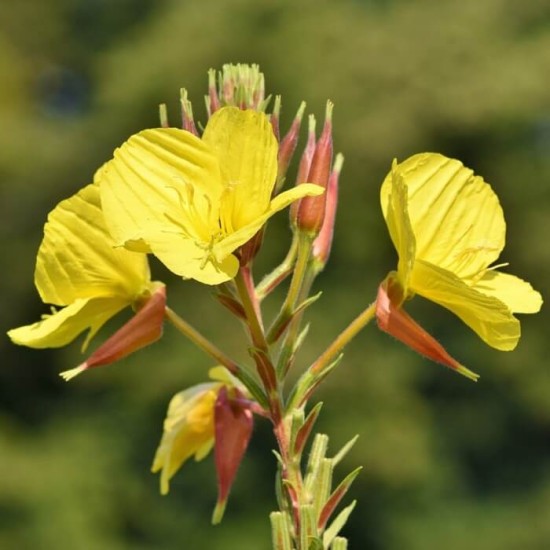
[381,153,542,351]
[8,184,155,351]
[99,106,323,285]
[151,367,240,495]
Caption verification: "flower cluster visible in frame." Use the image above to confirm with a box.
[8,64,542,548]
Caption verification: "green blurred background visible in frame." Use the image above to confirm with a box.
[1,0,550,548]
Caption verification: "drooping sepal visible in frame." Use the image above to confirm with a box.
[60,285,167,381]
[376,277,479,381]
[212,386,254,524]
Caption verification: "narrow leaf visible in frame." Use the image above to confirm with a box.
[322,501,356,549]
[318,467,362,531]
[331,435,359,467]
[294,402,323,458]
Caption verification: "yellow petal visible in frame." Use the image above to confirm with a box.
[35,184,150,306]
[7,296,127,350]
[214,183,323,261]
[203,107,278,232]
[380,164,416,292]
[151,384,219,494]
[100,127,222,249]
[383,153,505,279]
[411,260,520,351]
[473,271,543,314]
[145,231,239,285]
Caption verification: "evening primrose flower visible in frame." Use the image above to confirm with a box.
[380,153,542,354]
[99,106,323,285]
[8,184,164,377]
[152,367,253,509]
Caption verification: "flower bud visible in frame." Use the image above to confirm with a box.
[290,114,317,226]
[180,88,198,135]
[276,101,306,192]
[296,101,334,235]
[312,153,344,269]
[210,63,266,111]
[60,285,166,381]
[206,68,221,117]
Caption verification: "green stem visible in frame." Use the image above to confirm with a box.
[310,302,376,375]
[165,306,239,374]
[267,232,312,350]
[282,232,314,315]
[274,233,316,377]
[256,234,298,301]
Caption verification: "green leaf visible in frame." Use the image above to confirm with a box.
[322,501,356,549]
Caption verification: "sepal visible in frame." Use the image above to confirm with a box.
[376,277,479,381]
[60,285,166,381]
[212,386,254,524]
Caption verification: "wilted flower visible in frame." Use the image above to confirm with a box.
[152,367,253,511]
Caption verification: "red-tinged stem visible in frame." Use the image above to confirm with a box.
[235,268,267,351]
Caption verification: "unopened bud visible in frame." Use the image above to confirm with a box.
[276,101,306,192]
[296,101,334,234]
[212,64,266,111]
[180,89,198,135]
[206,68,221,117]
[312,153,344,269]
[290,114,317,226]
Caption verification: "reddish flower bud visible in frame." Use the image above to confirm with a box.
[296,101,334,234]
[212,386,254,524]
[180,89,198,136]
[276,101,306,192]
[312,153,344,269]
[206,68,221,117]
[60,285,167,381]
[376,278,479,381]
[290,114,317,226]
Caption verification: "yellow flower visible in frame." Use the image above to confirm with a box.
[99,106,323,285]
[381,153,542,351]
[151,367,241,495]
[8,184,155,351]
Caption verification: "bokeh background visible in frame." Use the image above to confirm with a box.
[1,0,550,548]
